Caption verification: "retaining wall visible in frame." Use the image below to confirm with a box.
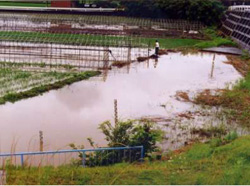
[221,10,250,51]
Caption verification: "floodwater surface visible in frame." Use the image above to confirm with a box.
[0,52,242,153]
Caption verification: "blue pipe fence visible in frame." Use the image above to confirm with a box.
[0,146,144,167]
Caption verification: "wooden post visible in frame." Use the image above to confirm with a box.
[210,54,215,78]
[39,131,44,152]
[114,99,118,126]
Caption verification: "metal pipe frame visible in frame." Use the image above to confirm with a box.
[0,146,144,166]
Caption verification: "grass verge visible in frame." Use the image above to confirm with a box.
[5,135,250,185]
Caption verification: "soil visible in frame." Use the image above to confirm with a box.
[175,91,191,102]
[111,61,130,68]
[193,89,224,106]
[224,55,250,76]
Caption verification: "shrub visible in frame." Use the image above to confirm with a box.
[99,120,164,156]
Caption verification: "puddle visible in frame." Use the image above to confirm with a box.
[0,52,244,153]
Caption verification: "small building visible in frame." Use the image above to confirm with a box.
[51,0,73,8]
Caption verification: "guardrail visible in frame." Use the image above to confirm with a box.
[0,146,144,167]
[0,6,120,12]
[228,5,250,12]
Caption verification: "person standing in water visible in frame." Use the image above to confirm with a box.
[155,40,160,56]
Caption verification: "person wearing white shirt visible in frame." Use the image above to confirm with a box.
[155,40,160,56]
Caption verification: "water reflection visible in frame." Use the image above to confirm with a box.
[210,54,216,79]
[0,52,243,153]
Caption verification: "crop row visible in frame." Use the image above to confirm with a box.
[0,67,75,98]
[0,31,148,48]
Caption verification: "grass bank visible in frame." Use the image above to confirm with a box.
[6,135,250,185]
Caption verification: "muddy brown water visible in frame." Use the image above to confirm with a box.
[0,52,243,153]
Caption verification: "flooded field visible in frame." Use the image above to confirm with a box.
[0,12,203,37]
[0,52,243,153]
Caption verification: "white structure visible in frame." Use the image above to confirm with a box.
[228,5,250,12]
[0,6,122,12]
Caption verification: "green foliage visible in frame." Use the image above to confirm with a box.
[121,0,164,18]
[120,0,225,25]
[67,120,163,167]
[99,120,164,156]
[1,0,224,25]
[158,0,225,25]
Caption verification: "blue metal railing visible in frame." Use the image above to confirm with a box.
[0,146,144,167]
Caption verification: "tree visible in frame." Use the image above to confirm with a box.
[121,0,165,18]
[157,0,225,25]
[120,0,225,25]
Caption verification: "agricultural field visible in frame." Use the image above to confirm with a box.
[0,64,100,104]
[0,13,209,106]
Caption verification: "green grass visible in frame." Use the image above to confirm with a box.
[0,31,203,49]
[6,136,250,185]
[0,2,50,7]
[155,38,202,49]
[237,73,250,91]
[194,27,237,49]
[194,37,237,49]
[0,28,238,49]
